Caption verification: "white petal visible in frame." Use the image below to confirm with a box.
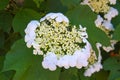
[62,16,69,23]
[49,64,57,71]
[32,42,40,49]
[95,15,103,27]
[76,63,82,69]
[57,55,70,69]
[103,40,117,52]
[40,13,69,23]
[84,66,94,77]
[109,0,116,5]
[25,35,30,42]
[46,13,55,19]
[68,55,77,67]
[50,13,58,19]
[55,16,63,22]
[103,46,113,52]
[26,41,32,48]
[42,61,49,69]
[42,52,58,70]
[81,0,89,5]
[102,20,114,31]
[93,62,103,72]
[25,20,40,33]
[104,7,118,21]
[33,50,38,55]
[40,17,45,22]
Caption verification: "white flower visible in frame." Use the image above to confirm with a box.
[109,0,116,5]
[93,62,103,72]
[32,40,43,55]
[80,0,89,5]
[95,15,103,27]
[82,38,92,55]
[79,25,88,38]
[25,20,40,34]
[74,38,92,69]
[25,31,36,43]
[26,41,32,48]
[42,52,57,71]
[40,13,69,23]
[104,7,119,21]
[25,20,40,48]
[57,55,70,69]
[40,13,55,22]
[25,12,99,72]
[74,50,89,68]
[68,55,77,67]
[102,20,114,31]
[55,13,69,23]
[96,43,102,62]
[103,40,117,52]
[84,62,102,77]
[103,46,113,52]
[33,49,43,55]
[84,43,103,77]
[84,66,94,76]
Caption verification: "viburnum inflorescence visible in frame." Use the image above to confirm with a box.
[81,0,116,13]
[81,0,119,36]
[24,13,102,76]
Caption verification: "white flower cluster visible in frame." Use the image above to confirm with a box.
[95,15,114,31]
[81,0,119,35]
[25,12,103,76]
[81,0,117,13]
[94,7,118,34]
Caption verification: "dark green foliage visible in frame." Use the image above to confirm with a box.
[0,0,120,80]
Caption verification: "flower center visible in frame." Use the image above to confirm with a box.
[34,19,85,55]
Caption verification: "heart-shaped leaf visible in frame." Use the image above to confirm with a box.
[2,39,60,80]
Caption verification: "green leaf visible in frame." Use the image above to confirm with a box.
[0,56,5,71]
[0,11,13,32]
[33,0,44,8]
[113,24,120,40]
[0,0,9,10]
[23,0,39,10]
[2,39,60,80]
[0,29,4,48]
[109,71,120,80]
[103,57,120,71]
[111,1,120,27]
[44,0,67,13]
[66,5,110,53]
[116,77,120,80]
[103,57,120,80]
[13,9,41,36]
[60,0,81,8]
[91,70,109,80]
[0,70,15,80]
[59,68,78,80]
